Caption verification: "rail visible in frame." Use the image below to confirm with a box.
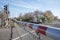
[13,19,60,40]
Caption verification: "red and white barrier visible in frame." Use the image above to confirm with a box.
[14,19,60,40]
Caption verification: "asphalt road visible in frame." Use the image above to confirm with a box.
[0,21,60,40]
[0,28,10,40]
[45,22,60,28]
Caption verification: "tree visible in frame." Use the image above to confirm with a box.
[21,13,32,22]
[19,13,22,19]
[44,10,55,21]
[40,16,45,23]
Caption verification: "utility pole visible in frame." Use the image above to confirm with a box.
[4,5,10,28]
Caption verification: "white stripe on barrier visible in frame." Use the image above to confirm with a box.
[46,28,60,40]
[32,24,38,30]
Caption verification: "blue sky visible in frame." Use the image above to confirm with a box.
[0,0,60,18]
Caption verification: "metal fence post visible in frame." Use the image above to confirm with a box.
[9,27,13,40]
[36,31,41,40]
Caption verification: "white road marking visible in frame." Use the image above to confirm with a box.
[12,37,20,40]
[12,30,35,40]
[21,30,35,37]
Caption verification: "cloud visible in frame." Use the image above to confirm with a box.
[37,0,60,5]
[8,0,42,10]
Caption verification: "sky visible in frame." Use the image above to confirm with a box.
[0,0,60,18]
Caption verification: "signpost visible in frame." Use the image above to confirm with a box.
[0,18,2,27]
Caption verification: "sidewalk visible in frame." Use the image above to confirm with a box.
[0,26,10,32]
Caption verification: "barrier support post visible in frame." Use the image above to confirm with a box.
[36,31,41,40]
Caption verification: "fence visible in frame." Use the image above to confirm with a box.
[13,19,60,40]
[14,24,40,40]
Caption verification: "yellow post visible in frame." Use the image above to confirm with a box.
[9,20,14,28]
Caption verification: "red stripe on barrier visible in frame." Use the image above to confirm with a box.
[22,22,27,26]
[38,26,48,35]
[22,23,23,25]
[29,24,33,29]
[22,22,24,26]
[25,23,27,26]
[23,23,27,26]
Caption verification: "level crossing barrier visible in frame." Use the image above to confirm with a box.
[13,19,60,40]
